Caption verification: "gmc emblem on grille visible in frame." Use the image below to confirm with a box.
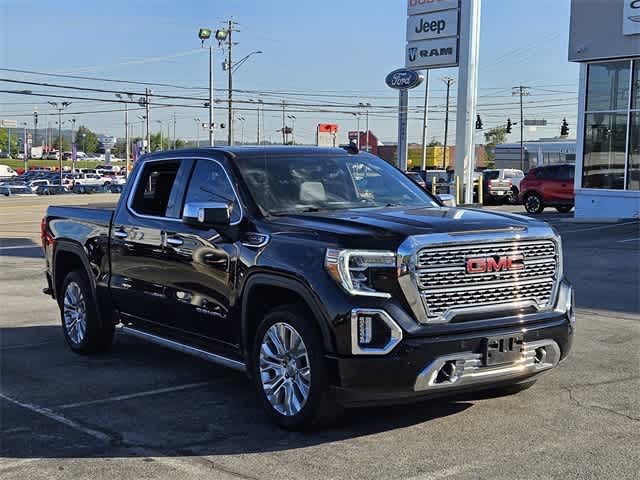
[466,254,525,274]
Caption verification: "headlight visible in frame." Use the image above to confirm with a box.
[325,249,396,298]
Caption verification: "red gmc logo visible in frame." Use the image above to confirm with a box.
[466,255,525,274]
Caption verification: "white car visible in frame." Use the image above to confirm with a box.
[27,179,51,193]
[72,173,105,187]
[0,165,18,177]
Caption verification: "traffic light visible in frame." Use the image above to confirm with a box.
[506,118,512,133]
[560,118,569,136]
[475,114,483,130]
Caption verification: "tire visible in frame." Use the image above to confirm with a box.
[556,205,573,213]
[59,270,114,354]
[523,192,544,214]
[251,304,342,430]
[507,187,519,205]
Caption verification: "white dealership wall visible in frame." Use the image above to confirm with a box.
[569,0,640,219]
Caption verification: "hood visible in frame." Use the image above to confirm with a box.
[266,206,540,246]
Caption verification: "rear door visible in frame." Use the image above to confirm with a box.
[110,158,193,331]
[557,165,575,202]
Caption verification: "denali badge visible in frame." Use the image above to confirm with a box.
[466,254,525,274]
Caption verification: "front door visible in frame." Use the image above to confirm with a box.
[158,157,242,353]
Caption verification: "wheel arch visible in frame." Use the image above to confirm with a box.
[52,240,97,303]
[240,273,335,360]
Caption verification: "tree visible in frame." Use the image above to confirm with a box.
[53,136,71,152]
[483,126,508,167]
[0,128,18,154]
[428,139,443,147]
[75,125,99,154]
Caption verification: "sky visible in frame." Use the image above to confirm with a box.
[1,0,579,146]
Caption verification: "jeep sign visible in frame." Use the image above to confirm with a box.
[385,69,425,90]
[406,8,459,42]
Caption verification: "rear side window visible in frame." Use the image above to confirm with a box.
[131,161,181,218]
[184,159,241,224]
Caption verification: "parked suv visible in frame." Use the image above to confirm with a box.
[42,147,574,429]
[519,164,575,214]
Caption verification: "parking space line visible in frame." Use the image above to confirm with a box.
[0,245,41,250]
[561,221,640,234]
[55,381,212,410]
[0,392,111,442]
[2,340,59,350]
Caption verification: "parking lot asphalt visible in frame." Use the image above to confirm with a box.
[1,196,639,480]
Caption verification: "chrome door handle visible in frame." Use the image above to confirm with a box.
[165,236,183,247]
[114,230,128,239]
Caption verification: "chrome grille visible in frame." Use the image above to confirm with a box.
[417,239,558,321]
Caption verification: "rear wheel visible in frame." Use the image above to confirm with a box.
[60,270,114,354]
[524,192,544,214]
[507,187,519,205]
[252,305,342,430]
[556,205,573,213]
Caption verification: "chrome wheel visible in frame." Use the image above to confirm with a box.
[63,281,87,344]
[259,322,311,416]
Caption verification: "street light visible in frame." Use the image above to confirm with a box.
[155,120,164,151]
[358,102,371,152]
[231,51,263,74]
[350,112,361,150]
[116,93,133,176]
[248,99,264,145]
[199,27,220,147]
[194,117,201,147]
[237,116,246,145]
[48,101,71,184]
[287,115,296,145]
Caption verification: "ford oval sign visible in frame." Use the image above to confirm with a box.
[385,69,424,90]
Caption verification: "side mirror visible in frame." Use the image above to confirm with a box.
[437,194,456,207]
[183,202,231,227]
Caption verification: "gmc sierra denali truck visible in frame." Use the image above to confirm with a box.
[42,147,575,429]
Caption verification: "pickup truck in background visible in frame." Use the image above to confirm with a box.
[42,147,575,429]
[482,169,525,204]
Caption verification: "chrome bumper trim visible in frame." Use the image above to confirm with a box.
[413,339,561,392]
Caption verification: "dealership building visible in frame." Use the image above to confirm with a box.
[569,0,640,218]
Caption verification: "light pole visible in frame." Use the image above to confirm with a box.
[156,120,164,151]
[287,115,296,144]
[249,98,264,145]
[82,132,87,164]
[21,122,28,172]
[442,77,455,168]
[70,117,76,172]
[138,116,146,150]
[116,93,132,175]
[350,113,361,149]
[48,101,71,184]
[194,117,201,147]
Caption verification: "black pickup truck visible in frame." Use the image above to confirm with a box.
[42,147,575,429]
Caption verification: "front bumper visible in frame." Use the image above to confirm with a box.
[329,281,574,407]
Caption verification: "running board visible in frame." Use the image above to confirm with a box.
[119,326,246,372]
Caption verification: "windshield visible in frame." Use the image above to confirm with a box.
[235,153,440,215]
[483,170,500,180]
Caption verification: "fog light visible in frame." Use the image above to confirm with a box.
[350,309,403,355]
[358,316,373,345]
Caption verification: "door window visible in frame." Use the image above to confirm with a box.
[130,160,182,218]
[184,159,242,224]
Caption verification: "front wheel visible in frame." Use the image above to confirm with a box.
[252,305,342,430]
[524,193,544,214]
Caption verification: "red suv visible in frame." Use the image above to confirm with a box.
[519,164,575,214]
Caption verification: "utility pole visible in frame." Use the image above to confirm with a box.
[221,20,239,146]
[287,115,296,144]
[358,102,371,152]
[281,100,286,144]
[421,71,430,170]
[145,88,150,153]
[513,86,530,171]
[442,77,455,169]
[194,118,201,147]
